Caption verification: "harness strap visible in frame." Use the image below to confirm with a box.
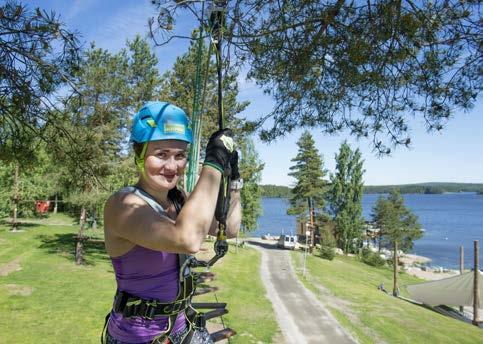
[113,290,192,319]
[100,311,110,344]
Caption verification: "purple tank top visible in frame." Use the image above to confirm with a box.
[107,246,186,342]
[107,187,186,343]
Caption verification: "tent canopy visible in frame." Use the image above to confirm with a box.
[406,271,482,306]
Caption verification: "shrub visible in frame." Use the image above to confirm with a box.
[319,245,335,260]
[318,229,336,261]
[361,247,386,267]
[365,254,386,267]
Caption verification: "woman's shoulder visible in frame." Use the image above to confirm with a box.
[105,187,145,210]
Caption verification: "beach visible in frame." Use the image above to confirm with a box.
[404,266,460,280]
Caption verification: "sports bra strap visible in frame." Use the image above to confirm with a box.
[120,186,169,217]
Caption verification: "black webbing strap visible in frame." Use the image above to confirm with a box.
[100,312,110,344]
[113,290,191,319]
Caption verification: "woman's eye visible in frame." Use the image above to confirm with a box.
[176,153,187,160]
[157,152,167,158]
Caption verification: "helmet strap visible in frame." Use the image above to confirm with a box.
[135,142,149,176]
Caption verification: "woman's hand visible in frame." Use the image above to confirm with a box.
[230,150,240,180]
[203,128,235,174]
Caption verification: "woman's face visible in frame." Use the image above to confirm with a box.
[143,140,188,190]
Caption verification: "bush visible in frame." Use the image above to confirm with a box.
[361,247,386,267]
[319,245,335,260]
[318,230,336,261]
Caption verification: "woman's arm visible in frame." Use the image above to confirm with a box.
[105,166,222,255]
[105,129,235,255]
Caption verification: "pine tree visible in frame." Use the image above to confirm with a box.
[329,141,365,253]
[239,139,264,232]
[0,2,80,163]
[372,189,423,295]
[61,36,162,264]
[288,131,327,220]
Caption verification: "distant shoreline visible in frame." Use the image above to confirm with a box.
[260,182,483,198]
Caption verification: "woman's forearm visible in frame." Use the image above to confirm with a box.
[226,190,242,238]
[176,166,221,252]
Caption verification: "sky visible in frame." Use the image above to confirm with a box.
[31,0,483,186]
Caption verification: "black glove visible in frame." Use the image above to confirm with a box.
[204,128,235,174]
[230,150,240,180]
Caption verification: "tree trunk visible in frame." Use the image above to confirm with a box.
[92,208,97,231]
[11,163,19,231]
[54,194,58,214]
[393,241,399,296]
[75,207,87,265]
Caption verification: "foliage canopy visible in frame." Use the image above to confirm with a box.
[329,141,365,253]
[0,1,80,163]
[151,0,482,154]
[372,189,423,252]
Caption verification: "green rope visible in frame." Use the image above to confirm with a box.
[186,4,206,193]
[186,2,227,192]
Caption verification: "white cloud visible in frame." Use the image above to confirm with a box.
[66,0,97,21]
[90,3,153,52]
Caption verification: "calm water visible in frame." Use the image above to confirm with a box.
[253,194,483,269]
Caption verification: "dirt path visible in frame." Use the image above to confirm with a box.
[248,239,356,344]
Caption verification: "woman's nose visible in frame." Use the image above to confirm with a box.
[164,156,177,170]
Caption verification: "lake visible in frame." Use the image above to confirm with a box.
[252,193,483,269]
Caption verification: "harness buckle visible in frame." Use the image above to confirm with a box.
[163,299,185,315]
[141,300,158,320]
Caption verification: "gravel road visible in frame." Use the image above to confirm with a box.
[248,239,357,344]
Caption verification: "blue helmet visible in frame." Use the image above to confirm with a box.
[130,101,193,144]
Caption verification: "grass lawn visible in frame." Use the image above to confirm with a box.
[0,215,279,343]
[291,251,482,344]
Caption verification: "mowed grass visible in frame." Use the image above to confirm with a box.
[291,251,482,344]
[195,242,281,343]
[0,217,279,343]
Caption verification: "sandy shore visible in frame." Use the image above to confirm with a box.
[399,253,431,266]
[404,266,460,280]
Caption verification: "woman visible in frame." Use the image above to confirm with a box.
[102,101,242,344]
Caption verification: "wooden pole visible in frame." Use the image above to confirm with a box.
[12,163,19,231]
[473,240,480,326]
[307,198,314,253]
[460,246,464,313]
[393,241,399,296]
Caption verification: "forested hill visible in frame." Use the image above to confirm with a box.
[363,182,483,194]
[260,185,292,198]
[260,183,483,197]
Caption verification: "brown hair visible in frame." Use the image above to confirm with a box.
[133,142,144,158]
